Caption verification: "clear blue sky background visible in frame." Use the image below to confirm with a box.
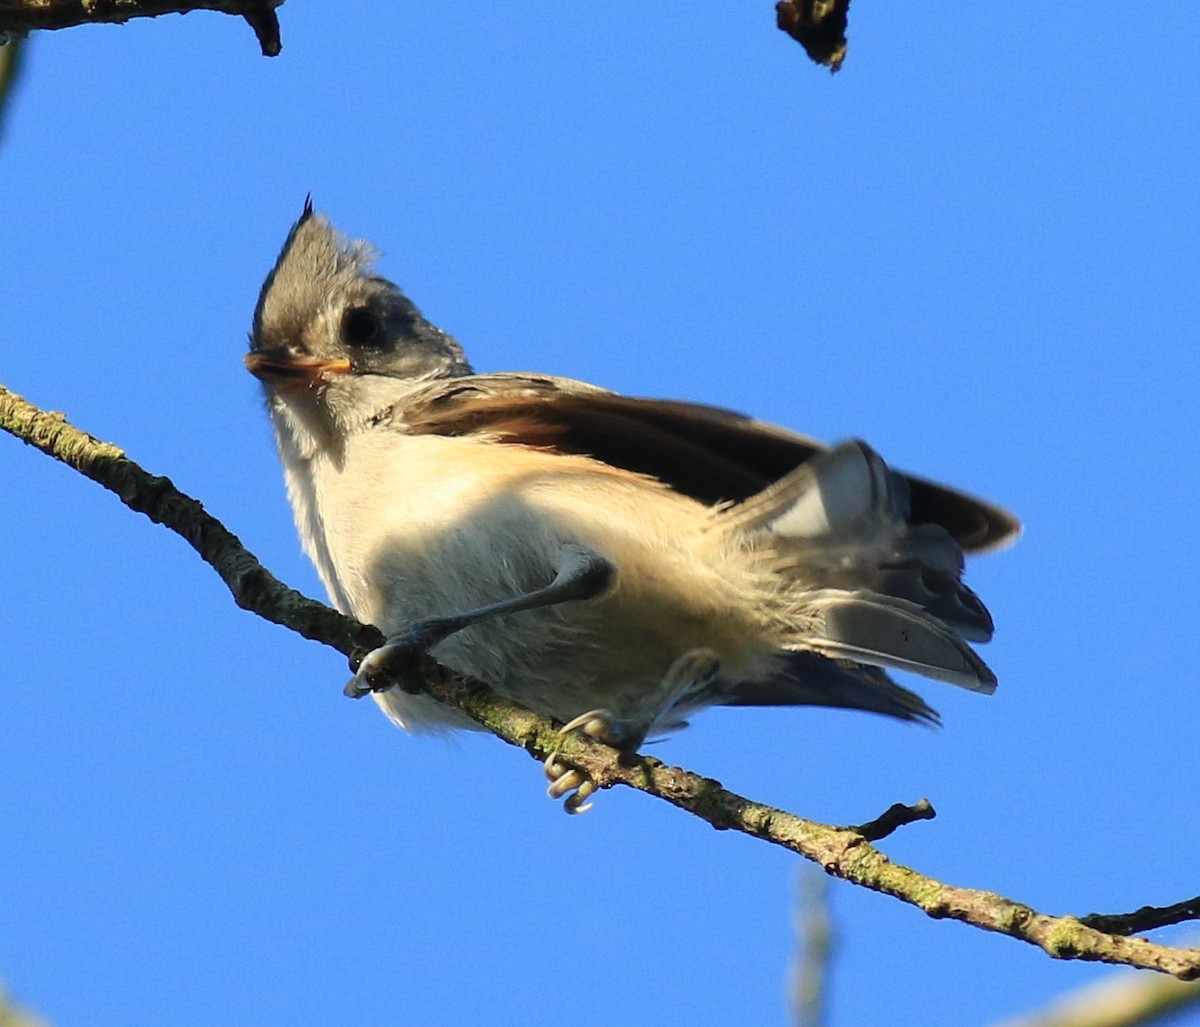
[2,6,1198,1026]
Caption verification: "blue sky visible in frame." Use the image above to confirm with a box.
[2,5,1198,1025]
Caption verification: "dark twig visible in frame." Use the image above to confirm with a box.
[0,0,285,56]
[237,2,279,56]
[850,798,936,841]
[775,0,851,72]
[1081,897,1200,937]
[3,379,1200,981]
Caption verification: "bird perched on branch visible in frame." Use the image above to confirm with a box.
[246,201,1018,812]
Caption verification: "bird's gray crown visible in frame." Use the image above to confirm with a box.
[252,199,373,344]
[249,199,471,382]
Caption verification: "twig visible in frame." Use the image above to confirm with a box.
[850,798,936,841]
[0,0,285,56]
[2,379,1199,981]
[775,0,851,72]
[1081,897,1200,937]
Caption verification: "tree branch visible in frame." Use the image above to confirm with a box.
[2,378,1198,981]
[0,382,378,657]
[0,0,285,56]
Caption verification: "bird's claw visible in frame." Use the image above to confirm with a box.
[540,651,722,814]
[343,632,433,698]
[557,707,640,749]
[541,707,639,815]
[543,752,597,815]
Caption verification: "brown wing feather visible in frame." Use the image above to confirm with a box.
[395,374,1020,553]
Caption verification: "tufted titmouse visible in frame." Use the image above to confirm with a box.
[246,201,1018,811]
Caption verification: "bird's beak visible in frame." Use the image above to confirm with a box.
[244,349,352,384]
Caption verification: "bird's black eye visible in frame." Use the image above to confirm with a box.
[343,306,381,347]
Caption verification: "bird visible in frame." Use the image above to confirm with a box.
[245,200,1019,812]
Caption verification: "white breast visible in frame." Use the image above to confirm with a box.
[278,423,775,731]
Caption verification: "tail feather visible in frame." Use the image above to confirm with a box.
[805,591,996,692]
[727,439,903,539]
[873,570,993,643]
[722,651,940,725]
[778,530,991,642]
[723,440,999,694]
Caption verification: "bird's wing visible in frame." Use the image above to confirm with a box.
[387,373,1019,553]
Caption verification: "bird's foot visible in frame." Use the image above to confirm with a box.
[542,649,723,814]
[543,753,599,815]
[343,621,452,698]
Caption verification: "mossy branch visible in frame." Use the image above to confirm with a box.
[2,379,1198,980]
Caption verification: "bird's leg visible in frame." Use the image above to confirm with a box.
[345,543,614,698]
[544,648,721,814]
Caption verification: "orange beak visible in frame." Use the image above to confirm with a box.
[244,349,352,384]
